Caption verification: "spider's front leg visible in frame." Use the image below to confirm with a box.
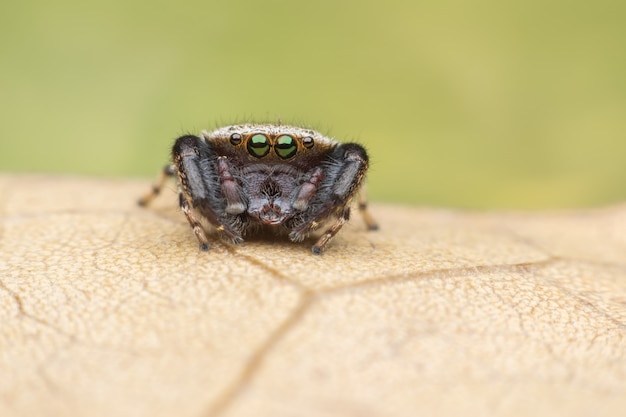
[290,143,376,254]
[173,135,244,249]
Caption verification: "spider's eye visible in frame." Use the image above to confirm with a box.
[229,133,242,146]
[302,136,314,149]
[247,134,270,158]
[275,135,297,159]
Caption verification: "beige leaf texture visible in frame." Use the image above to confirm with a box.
[1,174,625,417]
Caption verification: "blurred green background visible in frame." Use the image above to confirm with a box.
[1,0,625,209]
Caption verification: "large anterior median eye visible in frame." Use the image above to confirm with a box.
[275,135,297,159]
[247,134,270,158]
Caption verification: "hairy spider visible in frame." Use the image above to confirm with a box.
[138,124,378,254]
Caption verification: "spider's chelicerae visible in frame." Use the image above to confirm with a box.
[138,124,378,254]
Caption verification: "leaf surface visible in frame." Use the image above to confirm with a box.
[1,175,625,417]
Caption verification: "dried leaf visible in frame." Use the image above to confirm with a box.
[1,175,625,417]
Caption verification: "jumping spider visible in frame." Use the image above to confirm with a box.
[138,124,378,254]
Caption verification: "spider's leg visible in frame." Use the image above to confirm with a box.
[178,191,210,250]
[311,206,350,255]
[357,182,379,231]
[137,164,176,207]
[289,143,371,254]
[173,135,243,247]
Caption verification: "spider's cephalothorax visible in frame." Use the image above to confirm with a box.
[138,124,378,254]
